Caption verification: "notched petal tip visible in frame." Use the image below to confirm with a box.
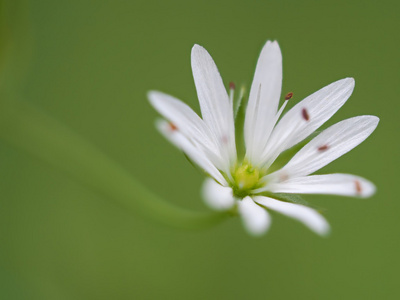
[263,39,280,47]
[256,40,282,63]
[272,40,280,48]
[262,39,282,55]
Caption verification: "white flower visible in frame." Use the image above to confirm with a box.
[148,41,379,236]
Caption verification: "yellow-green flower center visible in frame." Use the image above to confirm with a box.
[231,162,266,198]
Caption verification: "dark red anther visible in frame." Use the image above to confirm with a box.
[285,92,293,100]
[318,145,329,151]
[229,82,236,90]
[279,173,289,182]
[168,122,178,131]
[301,108,310,121]
[355,180,362,195]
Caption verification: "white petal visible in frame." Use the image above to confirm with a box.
[254,196,330,236]
[148,91,224,169]
[244,41,282,164]
[191,45,236,171]
[238,197,271,236]
[148,91,212,144]
[156,120,227,185]
[260,78,355,167]
[268,115,379,179]
[202,178,235,210]
[266,174,376,198]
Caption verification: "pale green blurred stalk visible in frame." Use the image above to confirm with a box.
[0,0,229,230]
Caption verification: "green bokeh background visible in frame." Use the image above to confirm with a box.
[0,0,398,299]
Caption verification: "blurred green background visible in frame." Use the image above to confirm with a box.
[0,0,398,299]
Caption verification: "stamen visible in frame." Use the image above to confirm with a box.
[273,92,293,126]
[229,82,235,104]
[274,99,289,124]
[234,86,246,118]
[302,108,310,121]
[285,92,293,100]
[318,144,329,151]
[168,122,178,131]
[355,180,362,195]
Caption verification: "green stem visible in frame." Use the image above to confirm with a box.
[0,94,229,229]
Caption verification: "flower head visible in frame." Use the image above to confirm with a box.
[148,41,379,236]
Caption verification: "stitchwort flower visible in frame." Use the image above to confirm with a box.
[148,41,379,236]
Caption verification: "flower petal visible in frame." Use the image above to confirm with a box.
[244,41,282,164]
[260,78,355,167]
[268,115,379,179]
[254,196,330,236]
[191,44,236,171]
[202,178,235,210]
[238,197,271,236]
[156,119,227,185]
[265,174,376,198]
[148,91,224,169]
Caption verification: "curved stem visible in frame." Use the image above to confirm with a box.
[0,95,229,230]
